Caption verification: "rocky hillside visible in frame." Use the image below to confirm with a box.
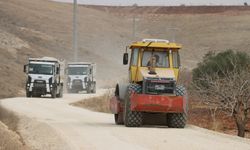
[1,0,250,98]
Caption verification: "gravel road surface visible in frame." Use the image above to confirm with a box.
[1,89,250,150]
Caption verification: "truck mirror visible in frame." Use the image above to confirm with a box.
[65,68,68,74]
[56,67,59,74]
[123,53,128,65]
[23,65,28,73]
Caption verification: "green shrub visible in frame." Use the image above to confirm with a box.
[192,50,250,87]
[192,49,250,137]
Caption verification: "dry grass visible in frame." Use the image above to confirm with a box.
[188,100,250,138]
[0,104,28,150]
[72,89,113,113]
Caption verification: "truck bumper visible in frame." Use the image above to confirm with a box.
[32,87,47,95]
[69,80,84,90]
[130,93,185,113]
[28,82,50,94]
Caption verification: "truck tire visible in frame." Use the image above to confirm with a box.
[51,87,57,98]
[57,86,63,98]
[92,83,96,93]
[67,88,72,93]
[124,84,142,127]
[86,87,91,94]
[26,91,31,97]
[59,86,63,98]
[167,85,187,128]
[92,88,96,94]
[114,113,124,125]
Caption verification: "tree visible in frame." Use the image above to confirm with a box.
[192,50,250,137]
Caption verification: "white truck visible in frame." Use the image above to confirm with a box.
[66,62,96,93]
[23,57,65,98]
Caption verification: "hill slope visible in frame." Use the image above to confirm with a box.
[0,0,131,97]
[1,0,250,98]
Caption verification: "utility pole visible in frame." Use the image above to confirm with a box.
[132,14,136,40]
[73,0,78,61]
[132,3,138,41]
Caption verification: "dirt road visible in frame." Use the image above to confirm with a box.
[1,90,250,150]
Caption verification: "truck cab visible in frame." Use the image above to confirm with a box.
[24,57,64,98]
[66,62,96,93]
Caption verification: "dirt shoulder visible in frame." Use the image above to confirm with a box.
[0,105,28,150]
[16,115,74,150]
[0,122,27,150]
[0,101,74,150]
[72,89,113,113]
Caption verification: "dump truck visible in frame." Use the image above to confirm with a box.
[66,62,96,93]
[110,39,188,127]
[23,57,65,98]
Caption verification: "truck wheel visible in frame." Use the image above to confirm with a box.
[26,91,31,98]
[92,88,96,94]
[86,87,91,94]
[167,85,187,128]
[114,112,124,125]
[124,84,142,127]
[67,88,72,93]
[92,83,96,93]
[57,86,63,98]
[59,86,63,98]
[51,87,57,98]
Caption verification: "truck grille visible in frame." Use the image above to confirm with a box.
[33,80,46,88]
[143,79,175,95]
[72,79,83,86]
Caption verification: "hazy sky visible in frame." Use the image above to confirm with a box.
[53,0,250,6]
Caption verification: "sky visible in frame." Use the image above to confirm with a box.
[53,0,250,6]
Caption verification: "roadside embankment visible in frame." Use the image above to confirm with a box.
[72,89,113,113]
[0,104,28,150]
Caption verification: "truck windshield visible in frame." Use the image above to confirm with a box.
[68,67,88,75]
[142,50,169,68]
[29,64,54,75]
